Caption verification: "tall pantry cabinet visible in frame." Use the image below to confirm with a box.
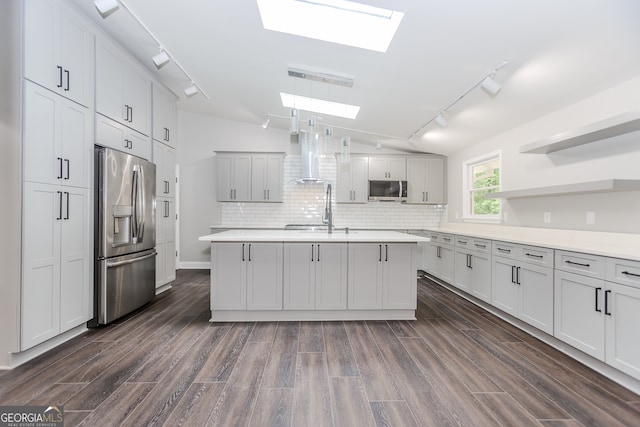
[20,0,94,350]
[153,84,178,293]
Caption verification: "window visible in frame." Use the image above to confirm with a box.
[463,150,501,221]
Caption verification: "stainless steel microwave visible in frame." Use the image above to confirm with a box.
[369,180,407,202]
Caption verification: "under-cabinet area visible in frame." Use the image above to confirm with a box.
[201,230,425,321]
[424,227,640,389]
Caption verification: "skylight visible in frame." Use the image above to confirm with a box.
[257,0,404,52]
[280,92,360,119]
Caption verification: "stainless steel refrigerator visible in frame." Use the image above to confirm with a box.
[92,146,156,326]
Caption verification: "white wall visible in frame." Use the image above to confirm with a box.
[446,75,640,233]
[176,111,445,267]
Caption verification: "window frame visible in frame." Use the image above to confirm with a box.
[462,150,502,223]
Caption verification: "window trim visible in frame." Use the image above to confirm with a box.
[462,149,502,223]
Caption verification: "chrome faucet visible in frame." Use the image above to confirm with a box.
[323,183,333,234]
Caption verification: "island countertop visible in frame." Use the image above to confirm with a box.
[199,229,430,243]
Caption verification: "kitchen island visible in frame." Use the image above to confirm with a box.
[199,230,430,321]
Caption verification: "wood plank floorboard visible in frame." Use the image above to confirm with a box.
[0,271,638,427]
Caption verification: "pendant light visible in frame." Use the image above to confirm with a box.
[341,136,351,164]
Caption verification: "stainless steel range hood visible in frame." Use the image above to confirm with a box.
[297,130,325,184]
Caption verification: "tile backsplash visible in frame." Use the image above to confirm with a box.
[220,155,446,229]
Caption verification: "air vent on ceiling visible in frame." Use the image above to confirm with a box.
[288,67,354,88]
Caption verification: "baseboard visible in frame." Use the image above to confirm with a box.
[178,261,210,269]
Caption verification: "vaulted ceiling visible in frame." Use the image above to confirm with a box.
[71,0,640,155]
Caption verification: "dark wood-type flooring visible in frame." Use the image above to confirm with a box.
[1,270,639,426]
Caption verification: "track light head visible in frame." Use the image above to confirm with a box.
[481,76,501,97]
[184,84,198,97]
[434,114,448,128]
[94,0,119,18]
[152,50,170,69]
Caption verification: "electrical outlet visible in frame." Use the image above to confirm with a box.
[586,211,595,225]
[543,212,551,223]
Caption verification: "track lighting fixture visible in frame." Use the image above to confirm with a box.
[152,50,170,69]
[480,76,502,97]
[184,84,198,97]
[94,0,119,18]
[341,136,351,164]
[290,109,299,135]
[262,117,271,129]
[408,60,508,139]
[434,114,448,128]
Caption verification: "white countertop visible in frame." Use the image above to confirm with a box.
[423,223,640,261]
[199,230,430,243]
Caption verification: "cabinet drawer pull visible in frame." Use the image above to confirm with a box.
[457,240,467,245]
[497,247,511,253]
[595,287,602,313]
[474,243,486,249]
[565,260,590,268]
[525,253,544,259]
[621,270,640,278]
[604,290,612,316]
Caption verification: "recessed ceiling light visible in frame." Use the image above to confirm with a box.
[257,0,404,52]
[280,92,360,119]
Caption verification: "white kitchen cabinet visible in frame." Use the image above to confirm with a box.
[554,270,605,360]
[155,198,176,293]
[210,242,283,311]
[427,233,455,284]
[406,157,446,204]
[284,243,348,310]
[153,140,176,198]
[604,281,640,380]
[453,236,492,303]
[152,83,177,148]
[348,243,416,310]
[251,154,284,202]
[96,36,151,135]
[96,114,151,160]
[492,248,554,334]
[23,0,93,107]
[23,81,91,189]
[216,153,252,202]
[368,156,406,181]
[22,182,91,350]
[336,156,368,203]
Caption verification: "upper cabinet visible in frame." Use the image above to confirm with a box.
[406,157,446,204]
[337,155,368,203]
[23,0,94,107]
[216,152,285,202]
[251,154,284,202]
[152,84,177,148]
[369,156,406,181]
[96,36,151,135]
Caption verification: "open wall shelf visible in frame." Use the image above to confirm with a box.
[486,179,640,199]
[520,110,640,154]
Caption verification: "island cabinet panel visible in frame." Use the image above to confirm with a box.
[382,244,418,309]
[348,244,384,309]
[284,243,348,310]
[211,242,283,311]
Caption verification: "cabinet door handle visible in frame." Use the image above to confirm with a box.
[242,243,245,261]
[595,287,602,313]
[248,244,251,262]
[165,128,169,141]
[124,104,130,121]
[379,244,382,262]
[64,69,70,91]
[129,106,133,123]
[57,157,63,179]
[516,266,521,285]
[311,244,314,262]
[64,159,70,180]
[230,189,233,199]
[234,189,237,199]
[317,244,320,262]
[604,290,612,316]
[165,201,169,218]
[565,260,590,268]
[621,270,640,278]
[56,191,63,220]
[64,192,70,219]
[425,191,428,202]
[264,189,267,200]
[511,265,516,284]
[57,65,63,88]
[385,244,388,262]
[166,181,170,194]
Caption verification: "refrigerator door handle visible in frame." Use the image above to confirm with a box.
[131,166,139,243]
[106,251,157,268]
[137,165,145,241]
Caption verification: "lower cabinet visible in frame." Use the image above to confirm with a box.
[21,182,92,350]
[283,243,348,309]
[348,243,417,310]
[492,255,554,334]
[454,247,492,303]
[210,242,283,311]
[155,197,176,292]
[605,281,640,379]
[427,233,454,283]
